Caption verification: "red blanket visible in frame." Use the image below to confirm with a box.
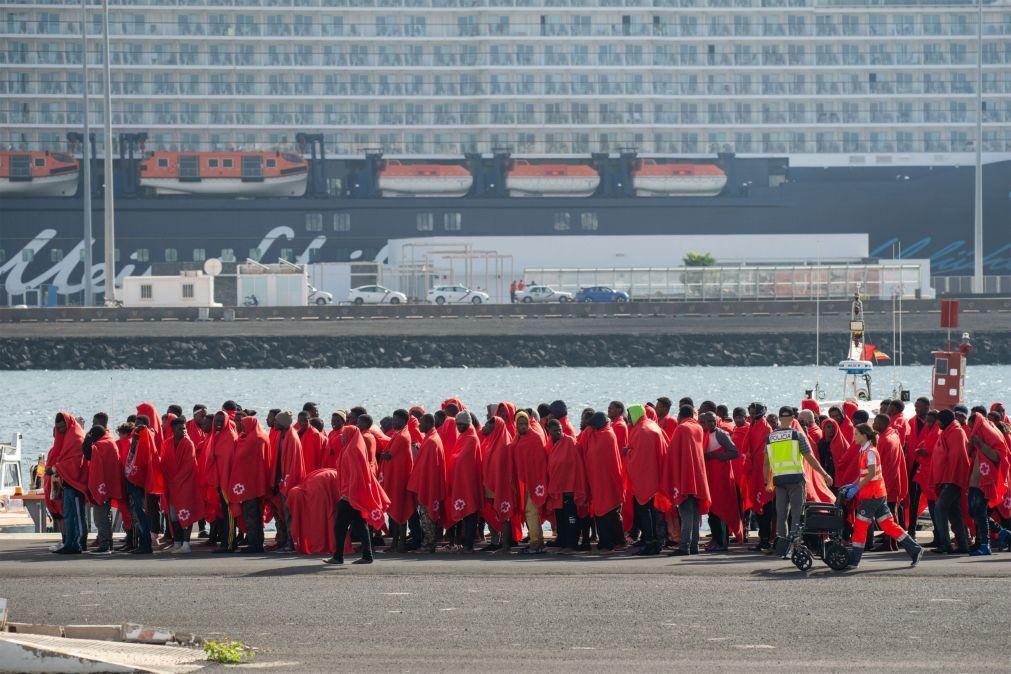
[407,429,448,524]
[229,417,271,504]
[162,433,201,527]
[546,434,589,512]
[483,417,520,522]
[662,418,710,513]
[933,422,971,491]
[300,427,327,474]
[969,414,1010,506]
[87,430,124,506]
[339,427,390,529]
[745,417,773,510]
[378,427,416,524]
[448,426,483,523]
[513,426,549,512]
[269,429,306,497]
[125,426,164,495]
[50,412,87,502]
[627,417,667,507]
[703,430,740,536]
[878,426,908,503]
[289,468,340,555]
[582,425,624,517]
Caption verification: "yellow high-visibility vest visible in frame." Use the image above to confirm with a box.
[766,430,804,476]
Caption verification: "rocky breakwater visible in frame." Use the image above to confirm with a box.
[0,331,1009,369]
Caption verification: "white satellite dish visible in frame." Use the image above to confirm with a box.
[203,258,223,277]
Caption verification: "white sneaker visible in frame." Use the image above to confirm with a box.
[172,542,191,554]
[169,542,182,552]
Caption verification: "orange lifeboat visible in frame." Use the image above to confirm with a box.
[505,160,600,197]
[138,151,308,197]
[632,160,727,197]
[0,151,79,197]
[377,160,473,198]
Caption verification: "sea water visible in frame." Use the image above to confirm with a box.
[6,365,1011,464]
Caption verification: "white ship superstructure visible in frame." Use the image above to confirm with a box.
[0,0,1010,165]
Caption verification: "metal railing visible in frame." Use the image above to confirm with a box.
[931,275,1011,295]
[523,263,928,302]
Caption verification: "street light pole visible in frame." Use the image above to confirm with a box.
[101,0,117,304]
[972,0,984,294]
[80,0,93,306]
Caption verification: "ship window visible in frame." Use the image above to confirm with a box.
[416,213,435,231]
[332,213,350,232]
[34,157,45,167]
[140,284,153,300]
[443,213,462,231]
[221,249,236,263]
[50,249,63,262]
[0,250,5,263]
[266,159,276,168]
[165,248,178,262]
[222,159,234,168]
[249,248,261,261]
[21,250,34,263]
[305,213,323,232]
[157,158,169,168]
[114,249,121,263]
[553,212,571,231]
[280,248,294,261]
[182,284,194,299]
[135,249,150,262]
[580,212,599,231]
[193,248,206,262]
[208,159,219,168]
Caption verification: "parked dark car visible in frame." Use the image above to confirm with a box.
[574,286,630,303]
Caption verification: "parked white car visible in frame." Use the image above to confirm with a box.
[347,285,407,305]
[308,284,334,306]
[427,284,490,305]
[515,285,574,303]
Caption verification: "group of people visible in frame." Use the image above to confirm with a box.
[40,394,1011,568]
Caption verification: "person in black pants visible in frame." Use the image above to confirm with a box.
[326,499,373,565]
[459,513,479,552]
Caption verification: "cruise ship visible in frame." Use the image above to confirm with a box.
[1,0,1011,301]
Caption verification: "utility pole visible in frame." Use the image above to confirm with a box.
[80,0,93,306]
[101,0,117,304]
[972,0,984,294]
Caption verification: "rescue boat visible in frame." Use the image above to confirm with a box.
[506,161,600,197]
[632,161,727,197]
[377,160,473,197]
[138,151,308,197]
[0,151,79,197]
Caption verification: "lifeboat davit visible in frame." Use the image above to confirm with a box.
[632,160,727,197]
[506,161,600,197]
[138,151,308,197]
[377,160,473,197]
[0,151,79,197]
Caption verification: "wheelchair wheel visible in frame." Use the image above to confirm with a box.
[791,548,814,571]
[824,542,850,571]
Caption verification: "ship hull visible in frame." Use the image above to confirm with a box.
[2,159,1010,302]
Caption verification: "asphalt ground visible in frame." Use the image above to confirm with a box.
[1,308,1007,339]
[1,536,1009,672]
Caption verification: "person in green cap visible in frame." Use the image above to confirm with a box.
[626,404,668,555]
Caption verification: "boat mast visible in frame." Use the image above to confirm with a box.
[80,0,93,306]
[972,0,984,294]
[101,0,116,305]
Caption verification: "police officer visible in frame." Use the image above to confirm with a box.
[763,406,834,557]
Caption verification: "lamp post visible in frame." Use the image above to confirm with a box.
[101,0,117,304]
